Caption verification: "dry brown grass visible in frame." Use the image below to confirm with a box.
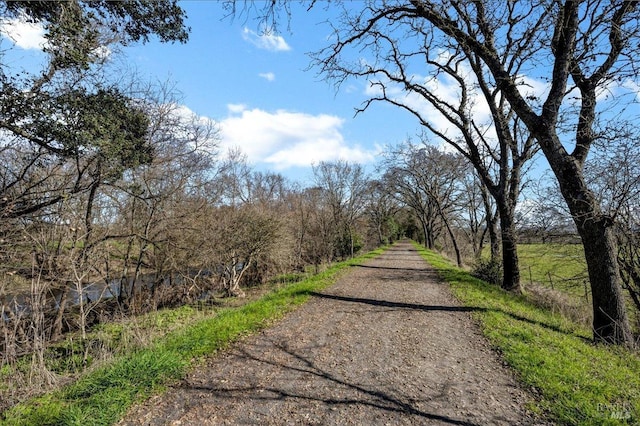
[524,282,592,327]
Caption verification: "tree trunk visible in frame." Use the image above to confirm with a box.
[543,155,634,345]
[576,216,633,346]
[481,189,500,263]
[51,285,69,339]
[498,205,520,293]
[488,217,500,263]
[442,214,462,267]
[349,225,355,258]
[419,216,431,249]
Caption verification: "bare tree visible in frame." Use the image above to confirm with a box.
[288,185,335,272]
[520,175,576,244]
[458,168,498,261]
[381,142,441,251]
[183,202,282,299]
[107,90,220,311]
[381,141,468,266]
[313,161,368,259]
[363,179,400,245]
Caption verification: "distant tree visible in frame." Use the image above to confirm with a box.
[312,161,368,259]
[217,149,289,209]
[381,141,468,266]
[521,176,575,244]
[363,179,400,245]
[381,142,440,251]
[197,205,280,298]
[458,167,498,261]
[288,185,335,272]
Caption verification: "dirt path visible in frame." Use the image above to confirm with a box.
[120,242,542,425]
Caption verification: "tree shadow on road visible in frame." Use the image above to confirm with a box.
[307,291,589,341]
[309,292,484,313]
[350,264,438,272]
[347,264,445,284]
[185,338,482,426]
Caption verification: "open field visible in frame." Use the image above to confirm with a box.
[518,243,589,299]
[516,243,640,332]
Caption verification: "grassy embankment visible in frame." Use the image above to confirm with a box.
[416,243,640,425]
[1,246,387,426]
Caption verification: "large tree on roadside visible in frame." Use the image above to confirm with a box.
[585,134,640,328]
[335,0,634,345]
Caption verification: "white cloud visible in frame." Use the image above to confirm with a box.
[242,27,291,52]
[227,103,247,114]
[220,104,377,169]
[517,75,550,103]
[0,16,47,50]
[91,45,112,61]
[259,72,275,82]
[364,73,477,141]
[264,139,376,168]
[621,79,640,99]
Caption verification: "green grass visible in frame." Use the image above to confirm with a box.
[1,247,386,426]
[416,242,640,425]
[518,243,589,297]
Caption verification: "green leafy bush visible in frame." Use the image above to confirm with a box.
[472,258,503,285]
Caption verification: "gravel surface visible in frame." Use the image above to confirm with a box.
[120,242,544,425]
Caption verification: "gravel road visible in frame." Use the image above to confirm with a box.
[119,242,543,425]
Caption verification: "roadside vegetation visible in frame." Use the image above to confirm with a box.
[518,243,587,292]
[416,243,640,425]
[498,243,594,329]
[0,247,386,426]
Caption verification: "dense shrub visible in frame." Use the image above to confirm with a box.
[471,258,503,285]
